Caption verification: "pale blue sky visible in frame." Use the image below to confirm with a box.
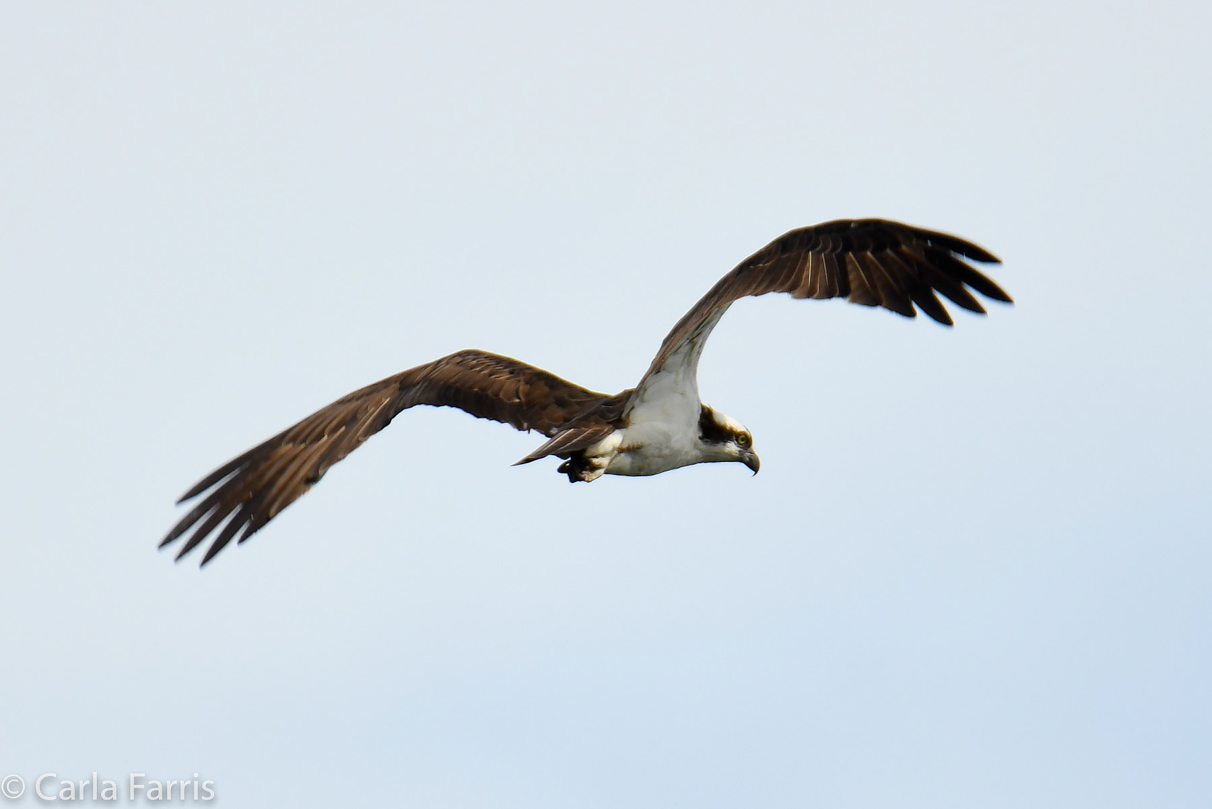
[1,2,1209,807]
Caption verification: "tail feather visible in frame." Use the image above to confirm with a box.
[513,423,617,466]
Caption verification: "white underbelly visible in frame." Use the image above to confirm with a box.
[602,423,699,477]
[602,359,705,477]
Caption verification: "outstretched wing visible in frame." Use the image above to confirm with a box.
[638,218,1009,388]
[161,349,608,566]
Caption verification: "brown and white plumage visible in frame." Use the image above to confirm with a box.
[161,218,1009,566]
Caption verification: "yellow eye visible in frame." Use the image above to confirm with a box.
[736,433,750,447]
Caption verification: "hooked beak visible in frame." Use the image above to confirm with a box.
[743,450,760,475]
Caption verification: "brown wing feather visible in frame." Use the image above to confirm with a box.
[161,349,610,566]
[642,218,1008,380]
[512,393,631,466]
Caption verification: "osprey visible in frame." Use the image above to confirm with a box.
[162,218,1009,566]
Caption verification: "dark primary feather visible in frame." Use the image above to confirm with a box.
[641,219,1008,380]
[160,350,611,566]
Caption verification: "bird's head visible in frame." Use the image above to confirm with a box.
[697,405,760,474]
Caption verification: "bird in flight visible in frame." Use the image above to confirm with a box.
[161,218,1009,566]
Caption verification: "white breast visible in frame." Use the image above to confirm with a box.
[604,335,707,476]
